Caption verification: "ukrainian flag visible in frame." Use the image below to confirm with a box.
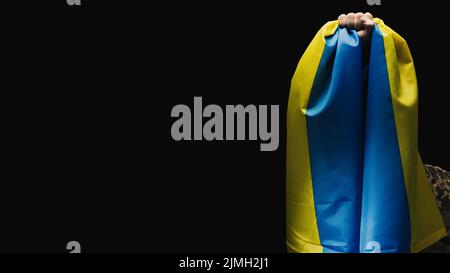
[286,19,447,253]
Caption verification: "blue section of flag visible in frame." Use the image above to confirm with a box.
[306,28,364,253]
[359,25,411,253]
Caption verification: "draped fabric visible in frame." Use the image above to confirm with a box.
[286,19,447,253]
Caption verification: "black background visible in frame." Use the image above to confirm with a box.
[2,0,449,252]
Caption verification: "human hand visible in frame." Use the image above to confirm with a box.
[338,12,375,41]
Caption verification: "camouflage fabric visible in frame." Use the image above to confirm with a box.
[421,165,450,253]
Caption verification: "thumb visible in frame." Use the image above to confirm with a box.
[358,17,375,41]
[360,16,375,32]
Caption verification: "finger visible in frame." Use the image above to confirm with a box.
[354,12,364,30]
[364,12,373,20]
[338,14,347,28]
[346,13,355,29]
